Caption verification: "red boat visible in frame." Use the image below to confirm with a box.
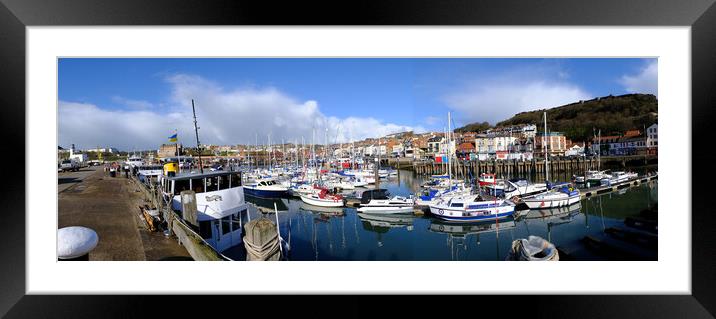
[478,173,498,187]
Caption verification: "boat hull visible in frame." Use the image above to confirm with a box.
[523,194,580,209]
[299,194,345,207]
[243,187,289,198]
[429,204,515,222]
[357,205,414,214]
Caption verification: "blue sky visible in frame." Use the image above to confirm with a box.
[58,58,657,150]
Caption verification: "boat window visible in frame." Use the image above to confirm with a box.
[231,213,242,230]
[450,203,463,208]
[221,216,231,235]
[191,178,204,194]
[218,175,230,190]
[174,179,190,195]
[198,221,213,239]
[206,176,219,192]
[230,173,242,187]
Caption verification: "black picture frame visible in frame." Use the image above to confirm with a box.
[1,0,714,317]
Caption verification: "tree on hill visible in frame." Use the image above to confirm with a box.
[455,93,657,142]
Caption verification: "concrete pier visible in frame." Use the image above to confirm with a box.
[58,166,191,260]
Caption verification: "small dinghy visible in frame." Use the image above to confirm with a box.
[506,235,559,261]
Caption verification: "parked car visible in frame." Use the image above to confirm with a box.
[59,159,80,172]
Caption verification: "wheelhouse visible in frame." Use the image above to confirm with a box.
[160,171,246,252]
[161,171,243,197]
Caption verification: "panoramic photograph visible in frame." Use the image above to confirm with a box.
[57,58,658,261]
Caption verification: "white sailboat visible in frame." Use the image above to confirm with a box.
[521,112,580,209]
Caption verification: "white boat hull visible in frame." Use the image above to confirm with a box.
[523,194,580,209]
[357,205,414,214]
[299,194,345,207]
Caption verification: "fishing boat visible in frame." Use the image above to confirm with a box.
[243,178,290,198]
[159,170,247,252]
[428,194,516,222]
[356,189,415,214]
[299,188,345,207]
[521,183,580,209]
[125,154,145,167]
[478,173,499,187]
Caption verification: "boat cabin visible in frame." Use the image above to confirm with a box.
[160,171,246,252]
[360,189,390,204]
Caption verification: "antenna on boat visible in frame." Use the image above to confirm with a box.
[191,99,204,174]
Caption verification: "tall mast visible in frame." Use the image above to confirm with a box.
[191,99,204,174]
[448,111,452,186]
[544,111,548,182]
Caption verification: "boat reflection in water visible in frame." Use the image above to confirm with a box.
[245,195,289,212]
[516,202,582,222]
[358,212,416,247]
[429,217,517,260]
[299,201,345,217]
[516,202,582,244]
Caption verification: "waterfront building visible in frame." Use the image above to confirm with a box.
[86,147,119,153]
[535,132,567,157]
[646,123,658,155]
[158,143,183,158]
[427,136,444,155]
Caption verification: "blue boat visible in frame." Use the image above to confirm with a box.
[243,178,290,198]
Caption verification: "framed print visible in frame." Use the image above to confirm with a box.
[2,0,716,317]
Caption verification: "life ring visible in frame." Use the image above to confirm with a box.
[438,225,445,231]
[438,209,444,215]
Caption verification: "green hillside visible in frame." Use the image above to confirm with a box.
[456,94,658,142]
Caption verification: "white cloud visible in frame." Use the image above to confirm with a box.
[59,74,424,150]
[619,60,658,96]
[444,80,592,125]
[58,101,184,151]
[111,96,153,110]
[424,116,440,125]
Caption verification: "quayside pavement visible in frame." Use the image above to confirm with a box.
[58,166,191,260]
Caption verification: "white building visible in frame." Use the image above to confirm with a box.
[86,147,119,153]
[68,145,88,163]
[565,144,585,157]
[363,144,387,156]
[646,123,658,151]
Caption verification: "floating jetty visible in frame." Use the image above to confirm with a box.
[579,174,658,199]
[406,155,657,179]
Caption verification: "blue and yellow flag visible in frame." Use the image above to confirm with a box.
[168,132,178,143]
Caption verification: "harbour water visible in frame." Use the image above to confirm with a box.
[230,169,658,261]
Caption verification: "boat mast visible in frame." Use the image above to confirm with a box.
[598,129,601,171]
[544,111,548,182]
[191,99,204,174]
[448,111,452,187]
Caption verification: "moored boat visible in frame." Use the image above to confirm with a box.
[159,170,247,252]
[521,183,580,209]
[243,178,290,198]
[428,194,516,222]
[299,188,345,207]
[356,189,415,214]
